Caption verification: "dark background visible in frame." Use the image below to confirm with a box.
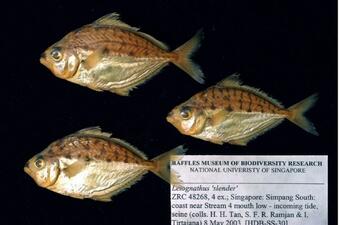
[3,0,337,224]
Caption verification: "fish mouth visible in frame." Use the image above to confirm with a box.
[40,56,48,67]
[24,165,31,175]
[166,115,174,124]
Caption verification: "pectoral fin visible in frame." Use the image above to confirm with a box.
[209,110,228,127]
[63,161,86,178]
[83,49,106,70]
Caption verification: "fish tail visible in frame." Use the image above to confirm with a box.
[150,145,187,184]
[287,93,319,135]
[172,29,204,84]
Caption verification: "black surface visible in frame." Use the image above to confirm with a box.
[3,0,337,225]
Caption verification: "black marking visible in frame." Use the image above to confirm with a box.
[124,151,129,163]
[102,47,110,55]
[83,144,90,150]
[211,88,215,99]
[210,104,216,110]
[107,158,112,162]
[226,105,233,112]
[65,154,71,159]
[85,156,90,162]
[257,105,263,113]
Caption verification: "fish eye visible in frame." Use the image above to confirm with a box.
[180,107,192,120]
[34,158,45,169]
[50,49,62,61]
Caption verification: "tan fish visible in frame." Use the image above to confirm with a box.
[167,74,318,146]
[40,13,204,95]
[24,127,186,201]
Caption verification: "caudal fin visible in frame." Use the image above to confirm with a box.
[287,93,319,135]
[172,30,204,84]
[150,145,187,184]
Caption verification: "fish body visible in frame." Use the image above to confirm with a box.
[167,74,318,146]
[40,13,204,95]
[24,127,185,201]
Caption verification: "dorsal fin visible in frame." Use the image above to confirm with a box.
[76,127,112,138]
[216,73,243,88]
[216,74,284,107]
[110,138,148,160]
[93,12,139,31]
[93,13,169,50]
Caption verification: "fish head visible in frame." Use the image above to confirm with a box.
[40,44,80,79]
[24,154,60,188]
[167,104,207,135]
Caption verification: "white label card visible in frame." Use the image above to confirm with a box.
[170,155,327,225]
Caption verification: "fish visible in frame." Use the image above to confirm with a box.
[24,127,186,201]
[166,74,318,146]
[40,13,204,96]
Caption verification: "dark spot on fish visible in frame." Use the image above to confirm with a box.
[128,51,135,56]
[203,97,208,103]
[210,104,216,110]
[226,106,233,112]
[77,153,82,158]
[124,151,129,163]
[83,144,90,150]
[85,156,90,162]
[81,45,90,51]
[247,107,252,112]
[211,89,215,99]
[107,158,112,162]
[257,106,263,113]
[65,154,71,159]
[102,47,110,55]
[239,100,243,110]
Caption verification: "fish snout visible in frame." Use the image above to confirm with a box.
[166,111,174,123]
[41,52,46,59]
[24,162,31,174]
